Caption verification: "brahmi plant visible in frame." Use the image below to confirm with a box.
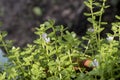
[0,0,120,80]
[0,20,89,80]
[80,0,120,79]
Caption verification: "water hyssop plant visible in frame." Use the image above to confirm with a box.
[0,0,120,80]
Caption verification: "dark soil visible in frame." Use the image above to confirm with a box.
[0,0,120,47]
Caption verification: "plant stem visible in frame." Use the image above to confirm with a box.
[90,0,99,51]
[68,50,72,64]
[0,34,9,54]
[98,0,106,49]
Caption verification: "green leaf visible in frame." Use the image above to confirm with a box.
[0,72,6,80]
[115,15,120,20]
[84,1,92,9]
[84,12,92,16]
[93,11,102,16]
[33,7,42,16]
[47,76,60,80]
[0,31,7,37]
[101,22,108,25]
[87,17,93,23]
[93,2,102,7]
[60,55,69,61]
[104,5,110,8]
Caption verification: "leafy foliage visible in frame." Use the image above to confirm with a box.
[0,0,120,80]
[0,20,87,80]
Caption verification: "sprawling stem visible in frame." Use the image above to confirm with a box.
[98,0,106,49]
[0,33,9,54]
[90,0,99,50]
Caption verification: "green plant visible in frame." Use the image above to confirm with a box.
[0,20,89,80]
[80,0,120,79]
[0,0,120,80]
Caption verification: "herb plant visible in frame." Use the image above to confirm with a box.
[0,0,120,80]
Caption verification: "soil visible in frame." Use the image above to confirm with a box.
[0,0,119,47]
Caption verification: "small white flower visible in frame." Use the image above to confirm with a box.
[88,28,94,32]
[92,59,99,67]
[106,36,114,42]
[44,37,50,43]
[42,33,47,39]
[42,33,50,43]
